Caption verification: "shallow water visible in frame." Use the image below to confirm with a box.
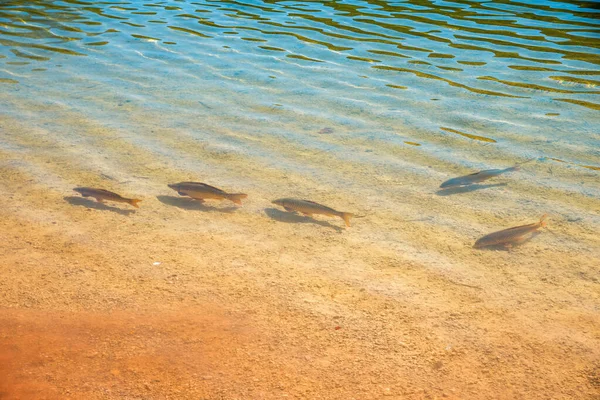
[1,0,600,282]
[1,2,599,232]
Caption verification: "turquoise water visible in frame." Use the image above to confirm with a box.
[0,1,599,204]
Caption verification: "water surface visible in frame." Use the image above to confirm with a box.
[1,1,600,250]
[2,0,600,249]
[2,1,599,168]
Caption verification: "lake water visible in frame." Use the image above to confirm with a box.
[1,0,600,276]
[1,1,600,398]
[2,0,599,172]
[2,1,600,246]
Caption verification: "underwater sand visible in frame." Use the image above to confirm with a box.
[1,0,599,398]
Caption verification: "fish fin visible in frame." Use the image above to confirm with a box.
[539,214,548,228]
[301,212,313,217]
[227,193,247,205]
[511,235,529,245]
[284,206,295,213]
[341,212,354,227]
[95,189,118,195]
[193,182,227,194]
[129,199,142,208]
[176,182,227,194]
[301,200,326,206]
[94,197,105,203]
[177,191,187,196]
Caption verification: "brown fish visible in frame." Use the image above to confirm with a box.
[474,214,547,249]
[73,187,141,208]
[168,182,247,205]
[440,159,535,189]
[272,198,354,227]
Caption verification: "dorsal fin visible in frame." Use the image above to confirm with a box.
[94,188,120,195]
[299,199,338,212]
[81,187,121,196]
[501,222,538,231]
[300,199,325,206]
[180,182,227,194]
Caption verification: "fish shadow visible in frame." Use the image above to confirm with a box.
[64,196,136,216]
[436,183,507,196]
[474,232,541,251]
[156,195,238,213]
[264,208,344,232]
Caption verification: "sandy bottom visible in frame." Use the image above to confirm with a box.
[0,107,599,399]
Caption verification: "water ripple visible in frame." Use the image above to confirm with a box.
[0,0,598,170]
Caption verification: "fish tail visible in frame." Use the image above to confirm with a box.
[539,213,548,228]
[129,199,142,208]
[227,193,248,205]
[340,212,354,227]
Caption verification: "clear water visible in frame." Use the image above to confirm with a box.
[1,2,600,396]
[2,1,599,163]
[1,1,599,235]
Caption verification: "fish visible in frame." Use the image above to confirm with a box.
[73,187,141,208]
[440,167,518,189]
[473,214,547,249]
[168,182,247,205]
[272,198,354,227]
[440,159,535,189]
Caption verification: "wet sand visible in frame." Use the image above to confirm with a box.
[1,107,599,399]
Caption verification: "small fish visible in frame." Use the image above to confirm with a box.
[440,159,535,189]
[272,198,354,227]
[440,167,518,188]
[73,187,141,208]
[168,182,247,205]
[473,214,547,249]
